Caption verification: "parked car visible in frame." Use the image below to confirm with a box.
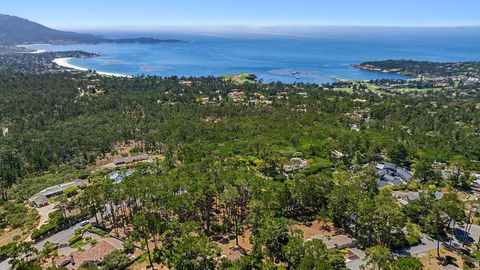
[80,220,90,227]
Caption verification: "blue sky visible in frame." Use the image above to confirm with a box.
[2,0,480,29]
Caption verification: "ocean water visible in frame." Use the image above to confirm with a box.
[32,27,480,83]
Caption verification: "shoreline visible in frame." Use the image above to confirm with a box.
[351,63,415,80]
[31,49,47,54]
[17,44,52,47]
[52,57,130,77]
[14,44,47,54]
[17,44,48,54]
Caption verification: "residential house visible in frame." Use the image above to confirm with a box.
[376,162,414,187]
[179,80,193,86]
[351,124,360,132]
[53,241,118,270]
[132,153,149,162]
[391,191,420,205]
[276,92,289,99]
[392,190,444,205]
[228,91,246,102]
[106,169,136,184]
[113,156,133,166]
[113,153,149,166]
[28,194,49,208]
[28,179,86,207]
[106,172,123,184]
[283,157,309,173]
[309,234,358,250]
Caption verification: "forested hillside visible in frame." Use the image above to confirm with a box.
[0,55,479,269]
[0,14,185,45]
[0,14,101,45]
[1,72,479,188]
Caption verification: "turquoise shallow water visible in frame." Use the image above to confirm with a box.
[32,28,480,83]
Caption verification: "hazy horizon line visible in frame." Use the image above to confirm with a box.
[55,24,480,32]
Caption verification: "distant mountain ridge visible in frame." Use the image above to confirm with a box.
[0,14,185,45]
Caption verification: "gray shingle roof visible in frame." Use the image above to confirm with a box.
[376,162,414,187]
[384,163,398,171]
[396,168,413,181]
[383,174,397,182]
[29,179,86,202]
[377,180,391,187]
[28,194,49,206]
[377,169,389,177]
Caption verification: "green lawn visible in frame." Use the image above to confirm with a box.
[222,73,256,84]
[333,87,352,92]
[70,238,87,249]
[300,158,333,175]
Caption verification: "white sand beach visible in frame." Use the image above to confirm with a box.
[30,49,46,54]
[53,57,130,77]
[53,58,88,71]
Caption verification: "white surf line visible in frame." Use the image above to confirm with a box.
[53,57,131,77]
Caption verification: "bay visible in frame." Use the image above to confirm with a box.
[31,27,480,83]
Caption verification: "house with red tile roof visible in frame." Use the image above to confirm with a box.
[52,240,118,270]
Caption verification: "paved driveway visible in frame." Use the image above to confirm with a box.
[449,223,480,246]
[346,248,366,270]
[36,204,56,229]
[34,222,83,251]
[0,258,10,270]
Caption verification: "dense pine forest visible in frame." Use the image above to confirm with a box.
[1,73,478,178]
[0,55,480,270]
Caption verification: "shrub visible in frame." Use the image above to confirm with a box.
[89,238,98,245]
[2,201,37,229]
[41,241,58,257]
[48,210,64,220]
[390,257,423,270]
[31,219,61,240]
[404,223,421,246]
[74,227,83,236]
[390,233,409,250]
[123,239,135,253]
[88,226,109,237]
[0,242,16,260]
[63,186,78,197]
[68,234,82,246]
[102,250,130,270]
